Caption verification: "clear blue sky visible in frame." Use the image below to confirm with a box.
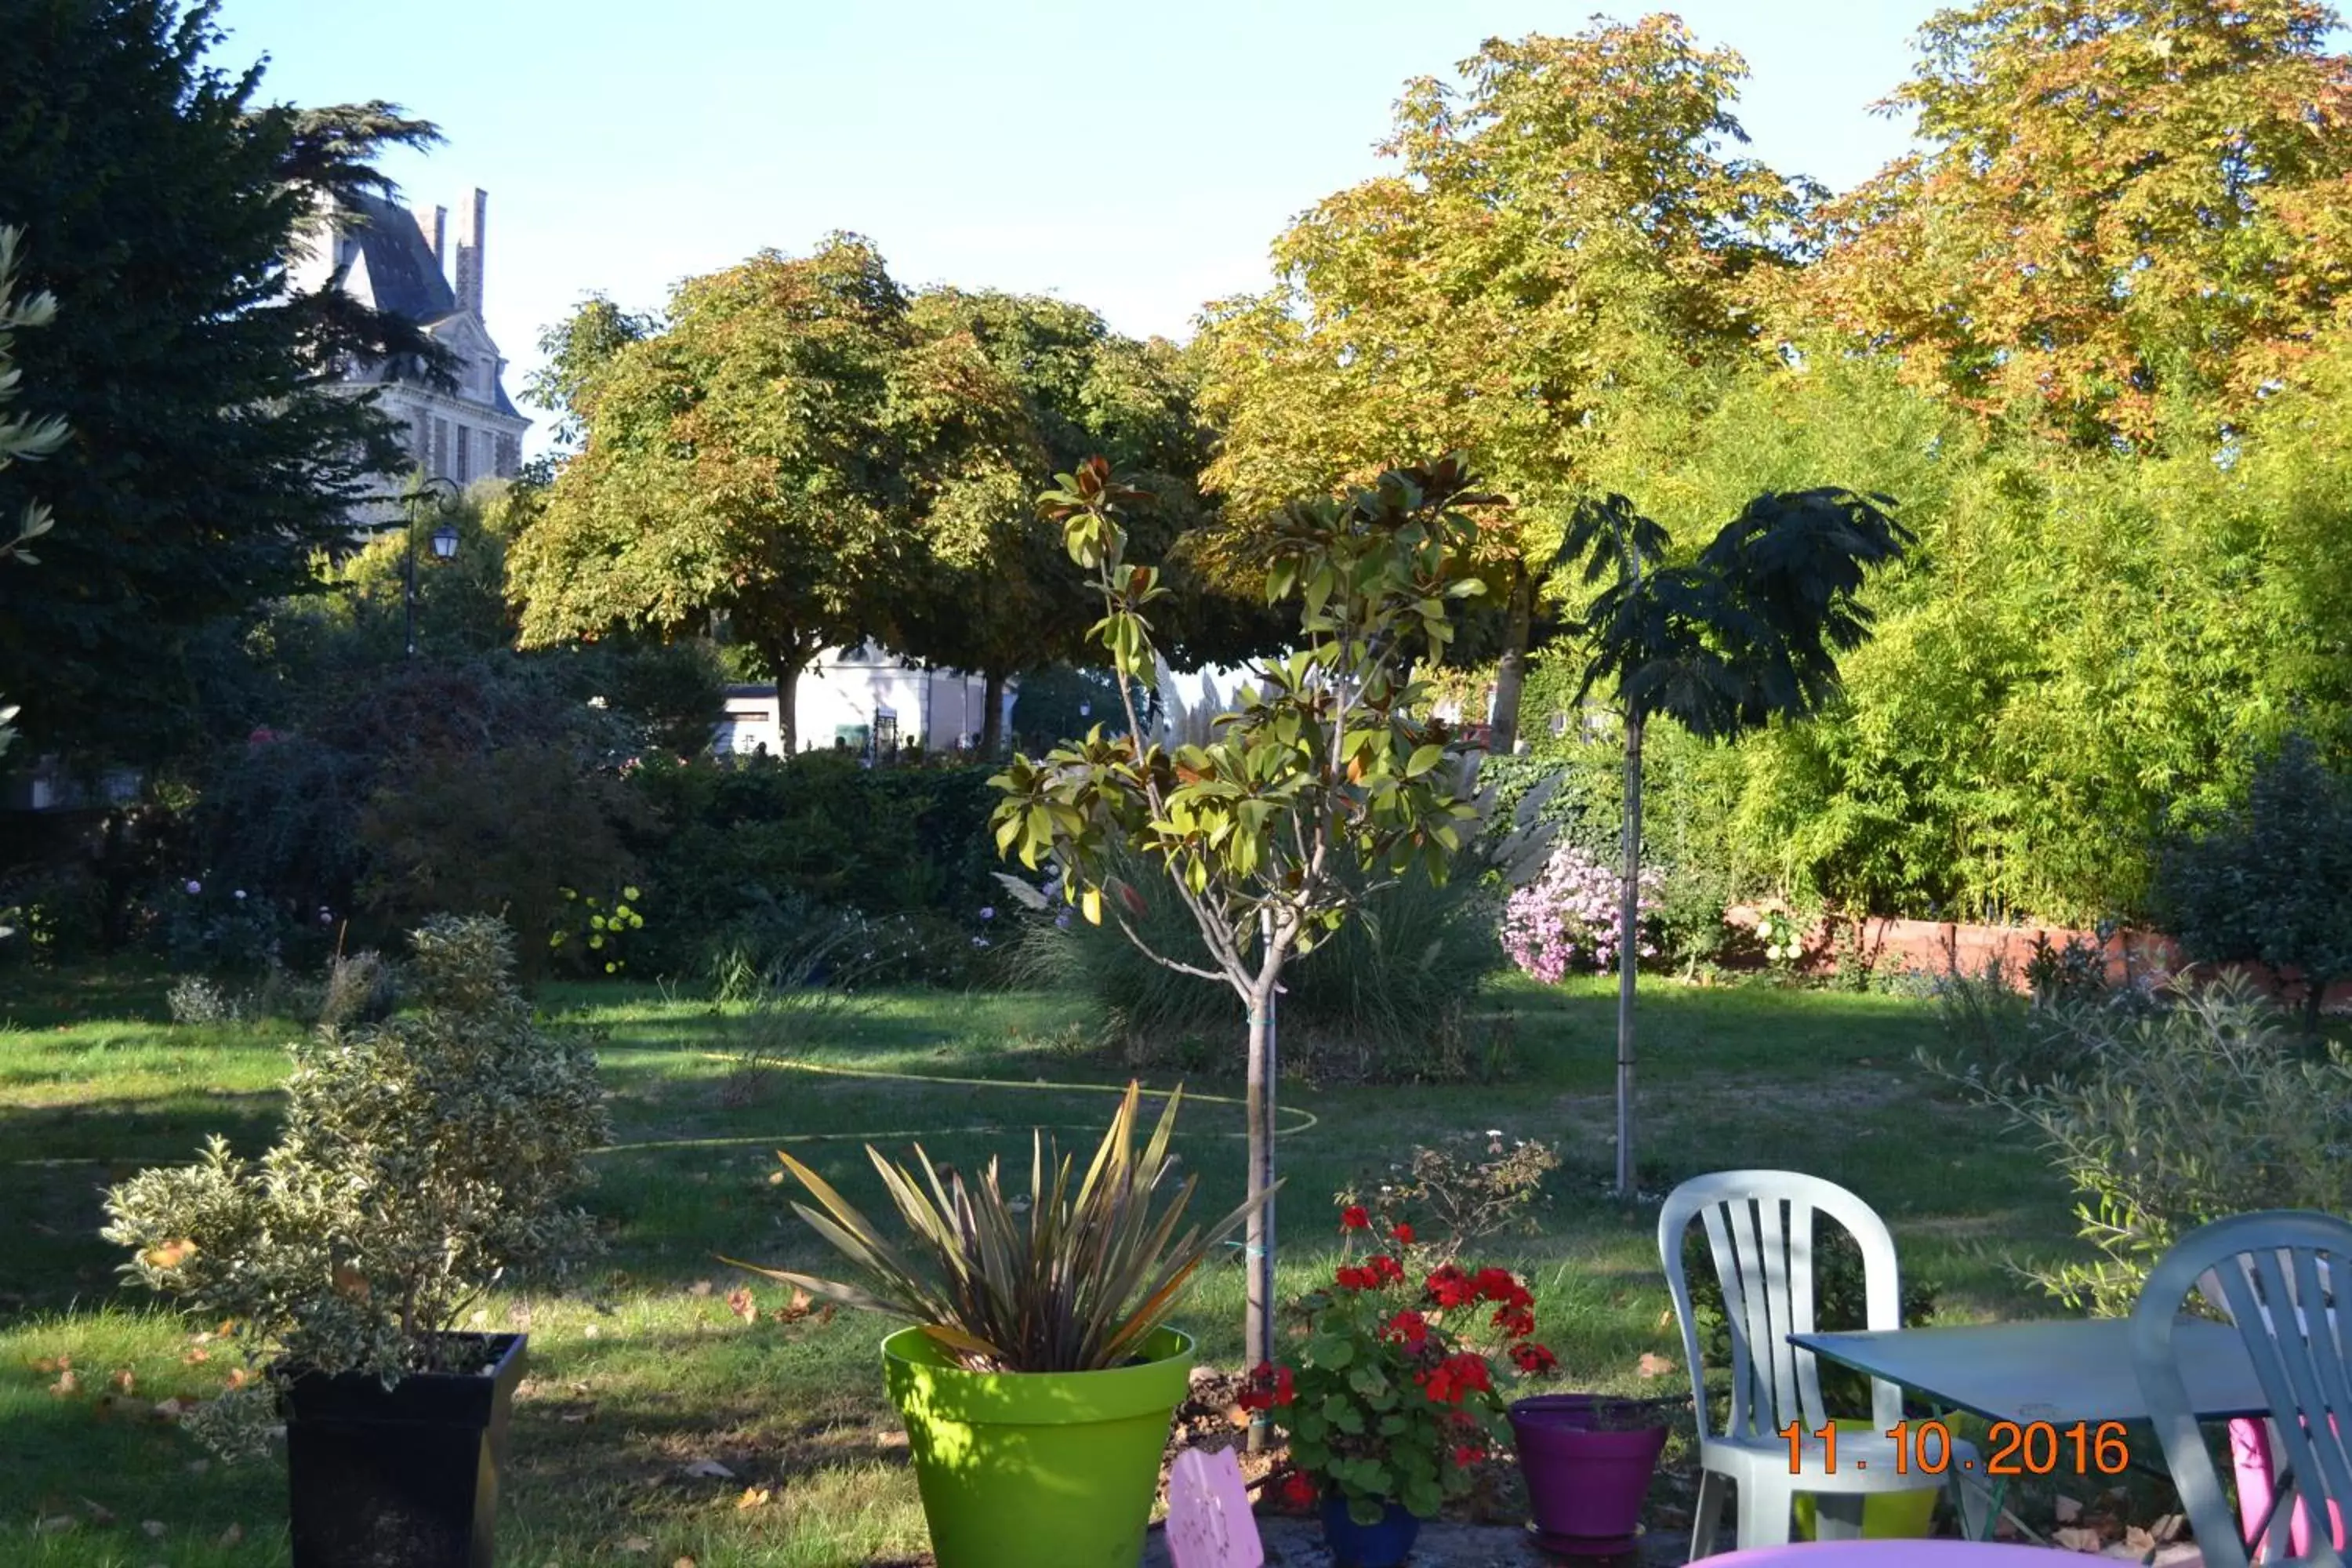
[212,1,1942,455]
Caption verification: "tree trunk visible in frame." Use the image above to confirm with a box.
[765,644,809,757]
[1486,570,1537,753]
[1614,710,1645,1198]
[2304,977,2328,1047]
[1243,978,1279,1450]
[980,666,1007,758]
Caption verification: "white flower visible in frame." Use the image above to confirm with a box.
[1766,945,1783,960]
[978,906,995,921]
[184,879,201,895]
[233,890,246,901]
[587,695,608,709]
[1486,1128,1503,1138]
[1755,916,1772,933]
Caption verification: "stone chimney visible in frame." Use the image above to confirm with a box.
[412,203,447,272]
[452,189,486,317]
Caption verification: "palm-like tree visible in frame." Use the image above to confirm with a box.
[1562,488,1913,1196]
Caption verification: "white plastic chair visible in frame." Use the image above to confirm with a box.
[2136,1210,2352,1567]
[1660,1170,1986,1559]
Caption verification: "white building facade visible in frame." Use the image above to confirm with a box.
[717,645,1016,757]
[291,187,529,518]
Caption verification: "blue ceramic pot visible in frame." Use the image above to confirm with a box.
[1319,1493,1421,1568]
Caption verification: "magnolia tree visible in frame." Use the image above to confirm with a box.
[991,454,1535,1407]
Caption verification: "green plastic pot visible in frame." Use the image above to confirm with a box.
[1791,1419,1941,1541]
[882,1325,1194,1568]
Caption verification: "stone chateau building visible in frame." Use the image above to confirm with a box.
[290,188,529,510]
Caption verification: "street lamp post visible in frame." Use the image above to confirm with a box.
[403,475,462,658]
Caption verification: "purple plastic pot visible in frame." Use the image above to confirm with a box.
[1508,1393,1674,1558]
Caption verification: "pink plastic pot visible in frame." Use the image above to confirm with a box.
[1509,1394,1674,1557]
[2230,1416,2347,1556]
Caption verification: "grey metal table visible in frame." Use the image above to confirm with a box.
[1791,1319,2270,1427]
[1789,1319,2271,1544]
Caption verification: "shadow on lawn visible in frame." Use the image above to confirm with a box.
[0,1095,282,1313]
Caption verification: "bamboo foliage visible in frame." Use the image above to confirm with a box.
[728,1082,1269,1373]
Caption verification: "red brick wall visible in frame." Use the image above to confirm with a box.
[1724,906,2349,1011]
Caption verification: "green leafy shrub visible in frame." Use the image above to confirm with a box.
[626,751,1002,975]
[1963,977,2352,1316]
[733,1082,1261,1373]
[2157,735,2352,1037]
[1014,854,1506,1080]
[359,742,654,979]
[103,916,608,1451]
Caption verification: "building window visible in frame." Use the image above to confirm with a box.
[495,434,520,478]
[409,414,428,463]
[432,418,450,480]
[455,424,472,484]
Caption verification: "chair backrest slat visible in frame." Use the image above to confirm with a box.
[2133,1211,2352,1568]
[1661,1171,1905,1445]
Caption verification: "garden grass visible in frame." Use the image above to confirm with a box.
[0,967,2085,1564]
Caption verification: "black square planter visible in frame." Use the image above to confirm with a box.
[281,1332,526,1568]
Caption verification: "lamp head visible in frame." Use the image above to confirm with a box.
[430,523,460,561]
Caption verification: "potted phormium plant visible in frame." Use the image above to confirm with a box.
[1254,1209,1559,1568]
[731,1082,1265,1568]
[103,915,608,1568]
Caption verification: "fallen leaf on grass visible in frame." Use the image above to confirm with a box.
[142,1520,166,1538]
[2052,1526,2103,1552]
[1636,1352,1675,1379]
[583,1323,601,1339]
[772,1287,815,1324]
[34,1515,75,1534]
[616,1537,654,1555]
[30,1352,69,1375]
[81,1497,115,1524]
[688,1279,713,1298]
[182,1348,211,1365]
[726,1287,756,1323]
[218,1523,244,1547]
[51,1365,80,1396]
[674,1558,698,1568]
[154,1396,198,1421]
[111,1368,136,1394]
[737,1486,771,1510]
[682,1458,736,1479]
[225,1367,253,1390]
[2054,1495,2082,1523]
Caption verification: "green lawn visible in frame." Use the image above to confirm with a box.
[0,966,2087,1565]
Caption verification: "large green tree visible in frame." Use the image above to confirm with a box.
[0,226,67,760]
[508,237,1022,753]
[0,0,438,761]
[1793,0,2352,445]
[886,289,1214,755]
[1193,16,1815,750]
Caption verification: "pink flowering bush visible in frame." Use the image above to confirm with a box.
[1500,844,1661,982]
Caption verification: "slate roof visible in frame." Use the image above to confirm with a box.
[340,192,459,325]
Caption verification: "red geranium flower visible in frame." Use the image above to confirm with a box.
[1492,1301,1537,1339]
[1422,1350,1494,1404]
[1340,1205,1371,1231]
[1384,1309,1429,1350]
[1425,1263,1477,1308]
[1475,1267,1523,1302]
[1453,1443,1485,1468]
[1238,1360,1296,1410]
[1392,1222,1415,1246]
[1511,1341,1559,1375]
[1281,1470,1318,1508]
[1366,1254,1405,1286]
[1335,1265,1373,1290]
